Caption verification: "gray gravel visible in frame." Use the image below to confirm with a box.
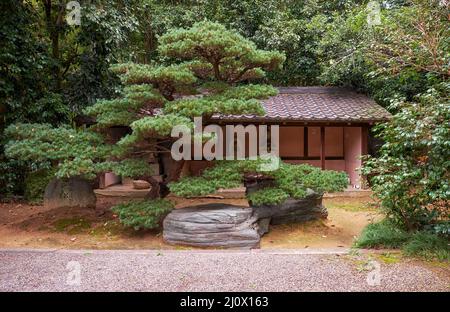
[0,248,448,292]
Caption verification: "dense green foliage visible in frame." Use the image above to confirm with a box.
[4,123,154,180]
[111,199,173,230]
[0,159,27,197]
[0,2,55,125]
[317,0,449,104]
[0,0,140,124]
[0,1,52,197]
[355,220,411,249]
[356,220,449,261]
[126,0,367,85]
[350,0,449,251]
[0,0,141,197]
[403,232,450,261]
[362,85,449,232]
[170,160,348,205]
[353,1,449,235]
[247,188,291,206]
[24,168,56,204]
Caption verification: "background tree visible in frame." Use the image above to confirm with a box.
[355,1,449,235]
[0,0,141,198]
[37,0,140,113]
[318,0,448,106]
[0,1,56,196]
[121,0,369,85]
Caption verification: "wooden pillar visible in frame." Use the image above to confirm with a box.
[99,173,106,189]
[304,127,309,157]
[320,126,325,170]
[361,126,369,156]
[361,126,369,189]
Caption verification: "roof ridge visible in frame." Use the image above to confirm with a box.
[277,86,356,95]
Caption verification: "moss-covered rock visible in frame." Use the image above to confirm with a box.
[44,177,96,209]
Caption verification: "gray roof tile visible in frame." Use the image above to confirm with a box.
[213,87,391,123]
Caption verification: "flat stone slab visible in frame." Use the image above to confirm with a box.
[163,204,261,249]
[94,185,150,198]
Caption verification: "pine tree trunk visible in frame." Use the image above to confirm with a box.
[159,152,185,197]
[144,176,162,199]
[142,154,184,199]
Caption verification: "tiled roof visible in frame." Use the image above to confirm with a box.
[213,87,391,123]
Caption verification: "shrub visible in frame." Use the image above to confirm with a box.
[247,187,290,206]
[0,158,27,199]
[403,232,449,261]
[362,85,450,231]
[354,220,411,249]
[24,168,56,204]
[170,161,348,205]
[356,219,450,261]
[431,221,450,237]
[167,177,218,197]
[111,199,173,230]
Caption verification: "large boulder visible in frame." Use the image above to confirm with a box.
[44,177,96,209]
[163,204,262,249]
[163,190,327,249]
[252,190,327,225]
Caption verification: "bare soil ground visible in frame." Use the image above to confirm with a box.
[261,197,380,249]
[0,196,379,250]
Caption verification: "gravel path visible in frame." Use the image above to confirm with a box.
[0,249,448,292]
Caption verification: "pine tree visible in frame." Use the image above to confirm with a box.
[5,21,284,197]
[5,21,347,208]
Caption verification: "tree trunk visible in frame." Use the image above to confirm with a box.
[160,152,184,197]
[142,149,185,200]
[143,176,162,200]
[43,0,64,90]
[155,139,184,197]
